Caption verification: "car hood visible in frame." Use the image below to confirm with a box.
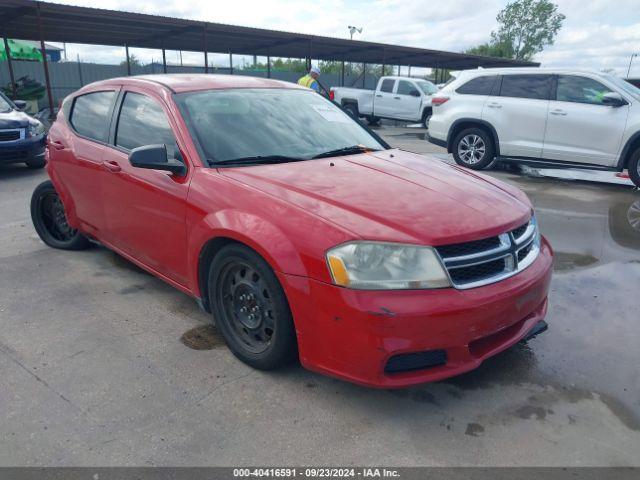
[0,109,32,129]
[219,149,532,245]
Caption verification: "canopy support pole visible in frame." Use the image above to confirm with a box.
[2,35,17,99]
[362,62,366,88]
[162,46,167,73]
[36,4,54,118]
[229,52,233,74]
[125,45,131,76]
[267,55,271,78]
[203,25,208,73]
[341,61,345,86]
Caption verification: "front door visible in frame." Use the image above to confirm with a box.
[101,89,191,286]
[394,80,423,121]
[542,75,629,167]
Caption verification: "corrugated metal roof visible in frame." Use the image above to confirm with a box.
[0,0,539,69]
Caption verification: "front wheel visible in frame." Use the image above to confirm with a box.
[628,147,640,188]
[452,127,495,170]
[30,180,91,250]
[26,158,46,169]
[422,109,432,129]
[208,244,297,370]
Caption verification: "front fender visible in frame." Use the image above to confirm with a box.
[188,208,307,298]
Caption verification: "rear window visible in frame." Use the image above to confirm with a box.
[456,76,498,95]
[380,79,395,93]
[499,75,551,100]
[70,91,115,142]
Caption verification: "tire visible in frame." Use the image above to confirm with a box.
[30,180,91,250]
[422,109,432,129]
[452,127,496,170]
[366,116,380,126]
[26,158,46,169]
[628,147,640,188]
[342,103,359,119]
[208,243,297,370]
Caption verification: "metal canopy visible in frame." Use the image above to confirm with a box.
[0,0,538,70]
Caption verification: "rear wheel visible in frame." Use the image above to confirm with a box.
[628,147,640,188]
[208,244,297,370]
[342,103,359,119]
[30,180,91,250]
[452,127,495,170]
[366,116,380,126]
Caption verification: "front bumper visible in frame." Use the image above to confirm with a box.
[0,134,46,165]
[280,237,553,388]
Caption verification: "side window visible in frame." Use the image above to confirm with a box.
[397,80,416,96]
[380,79,395,93]
[455,76,498,95]
[556,76,614,105]
[115,92,176,157]
[70,91,115,142]
[500,75,551,100]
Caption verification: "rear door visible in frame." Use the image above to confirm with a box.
[482,74,552,158]
[100,89,191,285]
[393,80,423,121]
[542,74,629,167]
[373,78,397,117]
[54,89,118,236]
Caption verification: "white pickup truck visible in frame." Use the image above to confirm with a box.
[329,76,439,127]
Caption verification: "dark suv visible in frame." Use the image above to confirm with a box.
[0,91,46,169]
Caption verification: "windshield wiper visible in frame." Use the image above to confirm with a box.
[210,155,305,167]
[311,145,380,159]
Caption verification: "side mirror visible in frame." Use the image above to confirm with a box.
[601,92,627,107]
[410,90,421,97]
[14,100,27,111]
[128,144,186,176]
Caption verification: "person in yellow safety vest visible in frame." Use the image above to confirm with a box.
[298,66,321,93]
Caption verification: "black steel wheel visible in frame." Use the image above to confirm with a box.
[30,180,91,250]
[209,244,297,369]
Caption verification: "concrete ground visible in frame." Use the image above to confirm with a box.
[1,125,639,466]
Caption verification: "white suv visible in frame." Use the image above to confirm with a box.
[428,68,640,188]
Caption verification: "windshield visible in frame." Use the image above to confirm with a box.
[605,75,640,101]
[416,80,438,95]
[176,88,385,164]
[0,93,12,113]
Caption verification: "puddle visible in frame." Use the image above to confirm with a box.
[180,325,225,350]
[553,252,599,272]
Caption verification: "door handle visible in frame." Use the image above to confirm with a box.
[103,160,122,173]
[550,109,567,116]
[487,103,502,109]
[49,140,66,150]
[376,94,383,97]
[394,96,401,100]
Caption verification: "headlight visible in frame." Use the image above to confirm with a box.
[28,121,45,137]
[326,241,451,290]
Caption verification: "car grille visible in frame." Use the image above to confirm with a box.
[0,129,22,142]
[435,218,539,289]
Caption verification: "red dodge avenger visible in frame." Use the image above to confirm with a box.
[32,75,553,388]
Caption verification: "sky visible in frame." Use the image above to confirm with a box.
[44,0,640,77]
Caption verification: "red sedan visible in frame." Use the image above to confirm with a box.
[31,75,553,388]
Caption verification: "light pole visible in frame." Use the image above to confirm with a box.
[348,26,362,40]
[628,53,639,78]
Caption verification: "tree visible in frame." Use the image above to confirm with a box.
[491,0,565,61]
[120,54,141,67]
[465,40,514,59]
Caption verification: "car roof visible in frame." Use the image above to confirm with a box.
[456,67,609,77]
[77,74,306,94]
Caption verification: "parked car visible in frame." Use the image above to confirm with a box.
[330,76,438,127]
[428,68,640,188]
[31,75,552,388]
[0,91,46,168]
